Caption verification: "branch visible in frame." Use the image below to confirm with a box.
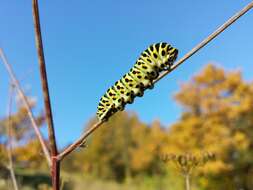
[32,0,58,156]
[154,1,253,84]
[57,121,103,161]
[57,1,253,161]
[0,48,51,167]
[32,0,60,189]
[6,85,19,190]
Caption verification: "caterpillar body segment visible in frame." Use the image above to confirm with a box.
[106,87,125,111]
[129,67,151,89]
[97,96,114,120]
[134,61,159,82]
[114,80,134,104]
[121,73,144,97]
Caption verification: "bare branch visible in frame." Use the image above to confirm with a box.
[6,85,19,190]
[57,121,103,161]
[32,0,58,156]
[154,1,253,84]
[0,48,51,167]
[32,0,59,189]
[58,1,253,160]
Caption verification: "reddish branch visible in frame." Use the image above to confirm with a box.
[32,0,60,189]
[32,0,58,156]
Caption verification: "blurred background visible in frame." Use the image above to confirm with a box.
[1,1,253,190]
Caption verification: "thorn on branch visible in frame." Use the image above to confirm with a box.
[79,139,87,148]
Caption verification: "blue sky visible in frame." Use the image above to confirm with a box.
[1,0,253,148]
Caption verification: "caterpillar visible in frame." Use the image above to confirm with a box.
[97,42,178,122]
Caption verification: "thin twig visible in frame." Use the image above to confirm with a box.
[58,1,253,161]
[0,48,51,167]
[154,1,253,84]
[6,85,19,190]
[32,0,59,189]
[57,121,103,160]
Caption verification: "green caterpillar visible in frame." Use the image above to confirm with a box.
[97,42,178,121]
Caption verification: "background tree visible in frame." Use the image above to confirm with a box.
[0,95,46,171]
[164,64,253,190]
[2,64,253,190]
[62,112,167,182]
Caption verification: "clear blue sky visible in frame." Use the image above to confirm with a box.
[1,0,253,148]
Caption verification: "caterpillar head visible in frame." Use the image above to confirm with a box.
[165,44,178,67]
[150,42,178,71]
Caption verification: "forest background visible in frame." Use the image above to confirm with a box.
[1,64,253,190]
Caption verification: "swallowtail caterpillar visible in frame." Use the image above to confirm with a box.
[97,42,178,121]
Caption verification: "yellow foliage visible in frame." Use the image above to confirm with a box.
[14,140,47,169]
[168,64,253,189]
[233,131,250,150]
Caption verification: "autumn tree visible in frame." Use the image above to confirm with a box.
[0,95,46,170]
[62,112,168,182]
[165,64,253,190]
